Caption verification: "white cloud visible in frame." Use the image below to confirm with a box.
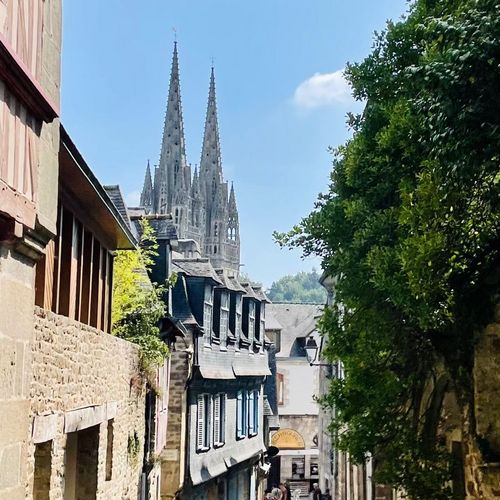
[125,190,141,206]
[293,69,352,109]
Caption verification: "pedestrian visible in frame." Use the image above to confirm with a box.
[279,482,288,500]
[322,488,332,500]
[309,483,322,500]
[284,481,291,499]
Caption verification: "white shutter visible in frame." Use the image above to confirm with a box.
[221,394,226,444]
[206,395,212,448]
[213,394,221,445]
[196,394,205,450]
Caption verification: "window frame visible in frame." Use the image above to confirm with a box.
[236,390,248,440]
[203,285,213,339]
[196,393,212,452]
[213,393,226,448]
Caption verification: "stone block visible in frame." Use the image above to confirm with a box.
[0,276,34,341]
[0,400,29,447]
[0,444,21,489]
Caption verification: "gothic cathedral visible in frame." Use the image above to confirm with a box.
[139,43,240,272]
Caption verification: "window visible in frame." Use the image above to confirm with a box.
[248,302,256,342]
[196,394,211,451]
[236,295,242,339]
[248,390,259,436]
[291,457,305,479]
[277,373,284,406]
[213,393,226,447]
[259,303,266,343]
[236,390,247,439]
[203,286,213,336]
[220,293,229,343]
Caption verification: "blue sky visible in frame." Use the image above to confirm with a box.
[61,0,409,287]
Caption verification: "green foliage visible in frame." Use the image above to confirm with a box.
[267,269,327,304]
[275,1,500,498]
[113,218,172,369]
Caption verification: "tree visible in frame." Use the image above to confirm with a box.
[267,269,326,304]
[112,219,171,369]
[275,1,500,497]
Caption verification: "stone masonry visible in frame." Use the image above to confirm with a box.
[24,307,146,499]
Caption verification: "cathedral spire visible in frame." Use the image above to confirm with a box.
[156,41,188,214]
[140,160,153,210]
[200,66,223,203]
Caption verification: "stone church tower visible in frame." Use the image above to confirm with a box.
[140,43,240,272]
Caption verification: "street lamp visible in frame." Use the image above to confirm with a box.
[304,336,331,367]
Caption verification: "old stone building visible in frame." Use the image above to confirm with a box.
[26,127,151,499]
[137,43,240,272]
[148,251,272,500]
[266,304,323,497]
[0,2,62,497]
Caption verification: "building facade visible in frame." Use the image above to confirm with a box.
[144,250,272,500]
[0,2,62,497]
[138,43,240,272]
[266,304,323,498]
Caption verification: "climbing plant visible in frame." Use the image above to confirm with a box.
[275,0,500,497]
[113,218,172,369]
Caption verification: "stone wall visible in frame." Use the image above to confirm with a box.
[0,1,61,498]
[161,347,190,499]
[24,307,146,499]
[0,247,36,499]
[462,305,500,499]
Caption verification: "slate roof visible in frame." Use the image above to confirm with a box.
[103,185,131,228]
[130,214,178,242]
[173,258,222,285]
[171,275,198,326]
[266,303,323,357]
[252,286,270,303]
[214,269,246,293]
[240,282,259,300]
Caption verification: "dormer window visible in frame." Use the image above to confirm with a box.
[203,286,213,336]
[220,293,229,343]
[236,295,242,339]
[248,302,256,342]
[257,302,265,344]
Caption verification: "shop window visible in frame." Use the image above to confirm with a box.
[291,457,305,480]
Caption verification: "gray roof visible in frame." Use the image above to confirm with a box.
[130,214,178,242]
[171,275,198,326]
[266,303,323,357]
[103,185,131,229]
[173,258,222,284]
[214,269,246,293]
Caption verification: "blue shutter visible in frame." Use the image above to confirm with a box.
[254,390,259,434]
[236,391,243,438]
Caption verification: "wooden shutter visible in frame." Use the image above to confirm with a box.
[196,395,205,451]
[213,394,221,445]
